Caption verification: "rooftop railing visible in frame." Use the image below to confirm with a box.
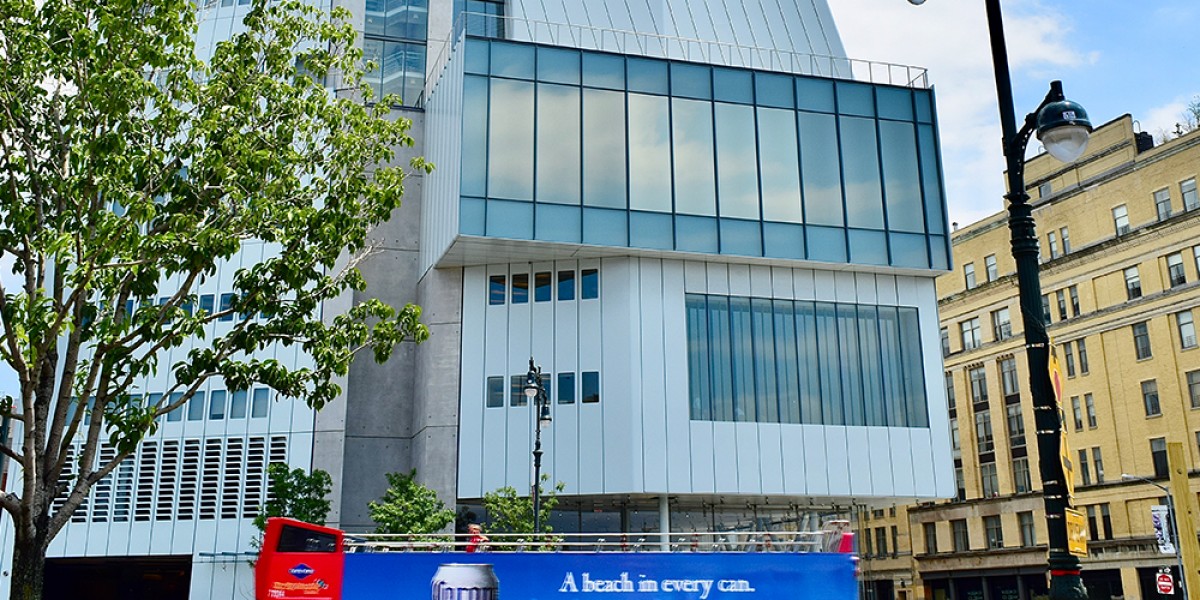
[346,529,854,554]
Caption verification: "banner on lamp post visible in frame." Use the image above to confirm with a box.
[1153,505,1177,554]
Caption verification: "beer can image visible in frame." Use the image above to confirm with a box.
[431,563,500,600]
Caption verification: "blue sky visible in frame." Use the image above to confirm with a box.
[830,0,1200,226]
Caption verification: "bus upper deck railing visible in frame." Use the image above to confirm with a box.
[345,529,855,554]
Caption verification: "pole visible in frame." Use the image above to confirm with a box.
[1167,442,1200,595]
[532,364,544,534]
[1166,492,1189,599]
[983,1,1085,598]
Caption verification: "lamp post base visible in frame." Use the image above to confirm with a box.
[1049,557,1088,600]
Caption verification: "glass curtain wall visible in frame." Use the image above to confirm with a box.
[363,0,428,105]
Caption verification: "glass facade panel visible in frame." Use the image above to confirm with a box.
[751,298,780,423]
[461,76,489,197]
[487,79,534,200]
[799,112,843,226]
[583,89,627,208]
[715,103,761,219]
[840,116,884,229]
[670,62,711,100]
[879,120,925,233]
[536,83,581,204]
[536,46,580,85]
[757,108,802,223]
[628,94,673,212]
[672,99,717,216]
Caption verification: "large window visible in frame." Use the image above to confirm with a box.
[960,318,982,350]
[1018,511,1036,547]
[1133,322,1153,359]
[1006,403,1025,447]
[991,308,1012,341]
[1124,266,1142,300]
[923,523,938,554]
[1071,396,1083,431]
[1056,290,1068,321]
[984,515,1003,549]
[1189,371,1200,409]
[1155,188,1173,221]
[684,295,928,427]
[1047,231,1060,259]
[1069,285,1080,315]
[1063,342,1076,377]
[1183,178,1199,211]
[1013,457,1032,493]
[1061,227,1071,254]
[968,366,988,403]
[941,327,951,357]
[1077,338,1090,374]
[1092,447,1105,483]
[1078,449,1091,486]
[964,263,977,289]
[980,462,999,497]
[1000,357,1019,396]
[951,519,969,552]
[1143,380,1161,417]
[975,410,994,453]
[985,254,998,282]
[1085,394,1098,428]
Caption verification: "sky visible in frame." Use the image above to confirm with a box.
[828,0,1200,228]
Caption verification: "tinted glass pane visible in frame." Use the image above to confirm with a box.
[627,57,668,94]
[485,199,533,239]
[796,77,835,113]
[672,99,716,216]
[807,226,847,263]
[918,124,946,234]
[510,375,526,406]
[252,388,269,418]
[857,306,884,426]
[837,82,875,117]
[687,295,712,419]
[899,307,929,426]
[628,94,672,212]
[490,42,534,79]
[676,216,718,253]
[840,116,884,229]
[167,391,183,421]
[756,73,794,109]
[557,372,576,404]
[708,296,733,421]
[534,272,552,302]
[486,376,504,407]
[461,76,489,197]
[713,68,752,104]
[815,302,843,425]
[583,208,627,246]
[751,299,779,422]
[583,89,626,208]
[582,52,624,90]
[582,371,600,403]
[209,390,226,420]
[719,219,762,257]
[890,233,929,268]
[488,79,534,200]
[878,307,904,427]
[188,391,206,421]
[772,299,800,423]
[557,270,575,300]
[630,211,673,249]
[671,63,711,100]
[536,84,581,204]
[199,294,214,315]
[757,108,802,223]
[489,275,506,305]
[794,301,822,424]
[537,46,580,85]
[715,103,760,219]
[581,269,599,299]
[511,273,529,303]
[849,229,889,266]
[730,297,756,422]
[230,390,248,419]
[535,204,581,243]
[836,304,864,425]
[799,112,843,226]
[877,87,914,121]
[880,120,925,233]
[464,38,489,75]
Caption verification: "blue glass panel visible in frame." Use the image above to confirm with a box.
[488,275,505,305]
[755,73,793,109]
[490,41,534,80]
[918,124,947,234]
[557,270,575,301]
[836,81,875,117]
[794,301,822,424]
[670,63,711,100]
[487,79,534,200]
[199,294,214,315]
[839,116,884,229]
[849,229,889,266]
[814,301,842,425]
[537,46,580,85]
[209,390,226,420]
[715,103,759,219]
[461,76,488,197]
[671,99,716,216]
[708,296,733,421]
[230,390,247,418]
[583,89,626,208]
[486,376,505,408]
[464,38,489,75]
[582,52,625,90]
[899,307,929,427]
[890,233,929,268]
[535,271,551,302]
[713,68,752,104]
[535,204,581,243]
[485,200,533,239]
[914,89,934,124]
[686,295,712,419]
[581,269,599,299]
[751,298,779,423]
[857,305,885,426]
[807,226,846,263]
[773,299,801,423]
[536,83,581,204]
[557,372,576,404]
[795,77,835,113]
[188,391,206,421]
[630,211,673,250]
[627,57,669,95]
[460,197,486,235]
[763,223,805,259]
[757,108,802,223]
[676,216,718,253]
[582,371,600,403]
[880,120,925,233]
[798,112,843,226]
[877,87,914,122]
[511,273,529,303]
[836,304,864,426]
[730,297,756,422]
[720,219,762,257]
[628,94,672,212]
[877,306,904,427]
[583,208,627,246]
[167,391,183,421]
[930,235,950,270]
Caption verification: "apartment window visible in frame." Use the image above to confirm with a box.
[1068,285,1080,316]
[1155,188,1172,221]
[1113,204,1130,235]
[1086,505,1098,540]
[1006,403,1025,447]
[1063,342,1076,377]
[875,528,888,558]
[1061,227,1071,254]
[187,391,206,421]
[557,372,575,404]
[1055,290,1068,321]
[1071,396,1083,431]
[485,376,504,408]
[1078,338,1090,374]
[891,526,899,558]
[945,372,956,408]
[1133,322,1152,359]
[1013,457,1032,493]
[964,262,977,289]
[864,531,873,557]
[1039,294,1052,323]
[1100,504,1113,540]
[1018,511,1036,547]
[1085,393,1098,428]
[924,523,938,554]
[1142,380,1161,417]
[488,275,506,305]
[1152,437,1169,478]
[1092,447,1105,483]
[941,327,951,357]
[557,270,576,301]
[984,515,1004,549]
[230,390,247,418]
[208,390,226,420]
[251,388,269,418]
[1048,231,1061,259]
[1189,371,1200,409]
[1124,267,1142,300]
[1000,357,1019,396]
[1179,310,1197,349]
[961,318,982,350]
[969,366,989,403]
[991,308,1012,341]
[951,519,969,552]
[975,410,995,453]
[1167,253,1187,288]
[985,254,998,282]
[980,462,999,497]
[1078,449,1091,486]
[1183,178,1199,211]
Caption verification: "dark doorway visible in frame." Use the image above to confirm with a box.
[44,555,191,600]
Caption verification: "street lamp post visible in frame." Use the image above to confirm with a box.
[908,1,1093,598]
[1122,473,1189,599]
[524,357,552,534]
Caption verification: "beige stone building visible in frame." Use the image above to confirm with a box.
[860,115,1200,600]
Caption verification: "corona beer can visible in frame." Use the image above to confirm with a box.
[431,563,499,600]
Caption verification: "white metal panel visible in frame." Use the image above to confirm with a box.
[750,265,773,298]
[576,258,605,494]
[505,265,534,492]
[823,426,851,496]
[797,424,825,495]
[854,273,878,304]
[866,427,895,494]
[910,429,937,497]
[734,423,763,494]
[889,428,916,497]
[480,265,510,495]
[915,278,954,497]
[689,420,716,493]
[661,261,693,493]
[811,270,834,302]
[712,423,738,493]
[601,259,635,493]
[833,271,856,302]
[638,260,668,493]
[845,428,873,495]
[705,262,730,296]
[758,423,785,494]
[770,267,794,299]
[458,266,487,495]
[683,261,708,294]
[552,260,580,494]
[727,264,751,296]
[876,273,899,306]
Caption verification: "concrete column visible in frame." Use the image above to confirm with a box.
[1119,566,1142,600]
[659,496,670,551]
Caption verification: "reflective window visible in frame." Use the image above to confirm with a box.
[534,272,552,302]
[251,388,270,418]
[461,76,489,197]
[230,390,247,418]
[188,391,206,421]
[757,108,802,223]
[199,294,214,315]
[509,375,527,407]
[672,99,716,215]
[511,273,529,304]
[486,376,504,407]
[839,116,884,229]
[488,79,534,200]
[362,39,426,105]
[557,373,575,404]
[581,269,599,299]
[628,94,672,212]
[799,112,843,226]
[167,391,184,421]
[1183,178,1198,211]
[879,120,924,233]
[557,270,575,301]
[488,275,505,305]
[581,371,600,403]
[715,103,760,219]
[209,390,226,420]
[536,83,581,204]
[582,89,626,208]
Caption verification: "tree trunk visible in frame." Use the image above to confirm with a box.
[10,526,48,600]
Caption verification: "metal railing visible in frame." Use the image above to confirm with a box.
[346,529,851,554]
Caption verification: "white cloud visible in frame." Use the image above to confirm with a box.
[1140,95,1200,140]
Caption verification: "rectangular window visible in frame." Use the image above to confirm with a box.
[489,275,506,305]
[1133,322,1152,359]
[1168,253,1187,288]
[1085,394,1098,428]
[955,467,966,502]
[1100,504,1113,540]
[218,293,235,321]
[951,519,969,552]
[1179,310,1197,349]
[1069,285,1080,316]
[1086,505,1098,540]
[1048,231,1060,259]
[941,327,951,357]
[1013,457,1032,493]
[208,390,226,420]
[557,270,575,301]
[1152,437,1169,478]
[581,371,600,403]
[875,527,888,558]
[1071,396,1083,431]
[1092,447,1105,483]
[1063,342,1076,377]
[1113,204,1130,235]
[1061,227,1071,254]
[1077,338,1090,374]
[1142,380,1161,416]
[1018,511,1035,547]
[924,523,937,554]
[1155,188,1172,221]
[534,271,552,302]
[945,372,956,408]
[486,376,505,408]
[984,515,1003,549]
[199,294,215,315]
[167,391,183,421]
[1078,449,1091,485]
[969,366,988,403]
[511,273,529,304]
[557,372,575,404]
[251,388,269,418]
[960,318,981,350]
[950,417,960,454]
[581,269,599,299]
[230,390,247,419]
[1006,403,1025,448]
[1183,178,1199,211]
[985,254,998,282]
[1124,266,1142,300]
[981,462,999,498]
[187,391,206,421]
[1041,294,1052,323]
[991,308,1012,341]
[1189,371,1200,409]
[1039,182,1052,198]
[964,263,977,289]
[975,410,994,453]
[1000,357,1019,396]
[1056,290,1068,321]
[509,374,527,407]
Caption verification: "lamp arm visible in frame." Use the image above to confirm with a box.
[1004,82,1067,204]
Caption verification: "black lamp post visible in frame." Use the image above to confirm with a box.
[910,1,1092,598]
[524,357,552,533]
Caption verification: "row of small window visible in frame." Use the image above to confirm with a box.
[861,525,901,560]
[1143,177,1200,229]
[111,294,269,323]
[1118,248,1200,303]
[925,511,1038,554]
[1137,368,1200,419]
[1131,310,1199,360]
[961,226,1073,290]
[75,389,273,424]
[484,371,600,407]
[489,269,600,305]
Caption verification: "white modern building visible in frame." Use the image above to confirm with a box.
[0,1,955,598]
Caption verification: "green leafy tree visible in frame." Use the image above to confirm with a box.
[254,463,334,532]
[368,470,455,534]
[481,476,566,535]
[0,0,429,595]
